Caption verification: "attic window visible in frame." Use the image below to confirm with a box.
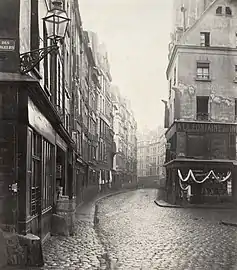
[226,7,232,16]
[216,6,222,15]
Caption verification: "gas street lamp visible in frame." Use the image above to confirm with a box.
[43,0,69,42]
[20,0,70,74]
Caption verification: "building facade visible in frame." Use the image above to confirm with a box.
[0,2,138,260]
[111,86,137,187]
[87,32,115,188]
[137,127,166,187]
[165,0,237,205]
[0,0,76,241]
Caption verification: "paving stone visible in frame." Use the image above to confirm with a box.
[4,189,237,270]
[95,189,237,270]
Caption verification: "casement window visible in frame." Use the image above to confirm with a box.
[64,49,69,87]
[196,62,210,80]
[56,59,63,110]
[196,96,209,121]
[216,6,222,15]
[226,7,232,16]
[200,32,210,47]
[76,131,82,154]
[64,91,70,131]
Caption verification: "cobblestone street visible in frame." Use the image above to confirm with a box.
[3,189,237,270]
[96,189,237,270]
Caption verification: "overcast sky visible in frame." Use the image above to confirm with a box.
[79,0,173,131]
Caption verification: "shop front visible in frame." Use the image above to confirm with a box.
[0,81,75,242]
[165,120,237,205]
[22,96,73,241]
[165,159,234,205]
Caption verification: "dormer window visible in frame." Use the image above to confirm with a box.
[216,6,222,15]
[226,7,232,16]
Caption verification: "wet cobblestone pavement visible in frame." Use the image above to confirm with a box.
[96,189,237,270]
[3,189,237,270]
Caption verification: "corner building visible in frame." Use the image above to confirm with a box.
[165,0,237,204]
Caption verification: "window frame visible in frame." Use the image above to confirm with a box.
[196,96,209,121]
[216,6,222,15]
[200,32,210,47]
[196,62,210,81]
[225,6,232,16]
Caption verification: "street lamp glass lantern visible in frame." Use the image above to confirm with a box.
[43,0,69,42]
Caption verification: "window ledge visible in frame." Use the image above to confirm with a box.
[233,79,237,83]
[195,77,212,82]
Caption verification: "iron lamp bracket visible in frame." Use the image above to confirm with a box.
[19,44,59,74]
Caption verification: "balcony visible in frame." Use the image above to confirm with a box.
[196,112,209,121]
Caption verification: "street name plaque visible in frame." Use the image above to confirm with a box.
[0,39,15,51]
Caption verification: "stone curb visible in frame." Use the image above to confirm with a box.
[92,188,138,269]
[154,200,237,210]
[94,188,137,206]
[76,188,138,225]
[220,221,237,227]
[154,200,183,208]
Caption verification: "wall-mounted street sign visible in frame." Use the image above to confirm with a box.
[0,39,15,51]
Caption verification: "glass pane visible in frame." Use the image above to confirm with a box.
[203,68,209,74]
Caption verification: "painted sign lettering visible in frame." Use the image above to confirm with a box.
[177,122,237,133]
[0,39,15,51]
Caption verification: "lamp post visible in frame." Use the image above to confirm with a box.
[19,0,70,74]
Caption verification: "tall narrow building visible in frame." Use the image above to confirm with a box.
[164,0,237,205]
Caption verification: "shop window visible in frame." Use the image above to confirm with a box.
[28,129,41,217]
[42,139,54,210]
[187,135,206,158]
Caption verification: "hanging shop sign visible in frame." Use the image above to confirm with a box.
[0,39,15,51]
[177,122,237,134]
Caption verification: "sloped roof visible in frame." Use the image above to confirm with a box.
[180,0,218,42]
[166,0,221,78]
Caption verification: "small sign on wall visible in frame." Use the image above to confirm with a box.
[0,39,15,51]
